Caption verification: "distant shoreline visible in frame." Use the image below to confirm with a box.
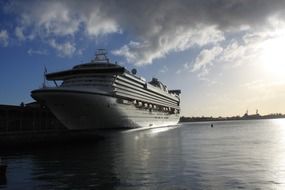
[179,114,285,123]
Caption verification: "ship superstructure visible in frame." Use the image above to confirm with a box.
[31,49,181,130]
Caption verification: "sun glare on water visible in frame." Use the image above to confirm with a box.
[261,34,285,77]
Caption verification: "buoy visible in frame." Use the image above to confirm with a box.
[211,124,214,128]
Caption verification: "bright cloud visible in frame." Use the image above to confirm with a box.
[85,10,120,37]
[17,1,82,36]
[191,46,223,73]
[114,26,224,65]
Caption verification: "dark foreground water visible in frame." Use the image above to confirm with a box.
[1,119,285,190]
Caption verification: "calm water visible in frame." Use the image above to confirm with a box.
[1,119,285,190]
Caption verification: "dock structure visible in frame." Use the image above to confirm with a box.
[0,103,104,148]
[0,103,66,133]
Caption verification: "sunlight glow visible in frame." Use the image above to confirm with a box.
[261,33,285,77]
[271,118,285,127]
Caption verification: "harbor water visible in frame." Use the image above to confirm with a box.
[1,119,285,189]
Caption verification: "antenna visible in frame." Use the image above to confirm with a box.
[42,65,47,88]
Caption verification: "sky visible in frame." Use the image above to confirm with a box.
[1,0,285,117]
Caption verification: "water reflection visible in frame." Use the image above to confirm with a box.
[30,142,120,189]
[111,126,183,189]
[122,125,178,134]
[7,126,180,189]
[4,120,285,189]
[265,119,285,188]
[271,118,285,127]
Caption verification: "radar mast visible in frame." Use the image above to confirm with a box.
[92,49,109,63]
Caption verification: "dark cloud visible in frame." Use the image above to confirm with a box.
[106,0,285,33]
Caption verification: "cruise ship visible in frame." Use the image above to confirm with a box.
[31,49,181,130]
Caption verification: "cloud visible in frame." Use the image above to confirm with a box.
[7,0,120,38]
[113,26,224,65]
[48,39,76,57]
[15,27,25,41]
[0,30,9,46]
[4,0,121,56]
[159,65,169,73]
[185,23,285,77]
[3,0,285,63]
[176,69,182,74]
[191,46,223,74]
[15,1,82,37]
[85,10,120,37]
[109,0,285,65]
[27,49,48,55]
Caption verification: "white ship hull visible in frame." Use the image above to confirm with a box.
[32,88,180,130]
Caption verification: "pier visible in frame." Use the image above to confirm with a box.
[0,103,66,133]
[0,103,103,148]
